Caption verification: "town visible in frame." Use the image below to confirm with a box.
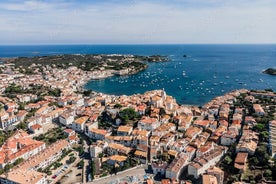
[0,56,276,184]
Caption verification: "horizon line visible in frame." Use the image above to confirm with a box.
[1,43,276,46]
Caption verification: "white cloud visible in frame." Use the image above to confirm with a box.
[0,0,275,44]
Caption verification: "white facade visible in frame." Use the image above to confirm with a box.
[59,114,74,126]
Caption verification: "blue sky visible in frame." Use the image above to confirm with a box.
[0,0,275,44]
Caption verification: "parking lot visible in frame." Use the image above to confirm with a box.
[59,165,83,184]
[46,151,80,183]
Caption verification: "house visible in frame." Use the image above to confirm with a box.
[64,128,76,137]
[190,132,210,149]
[57,98,68,107]
[105,155,127,167]
[71,116,89,132]
[0,115,18,130]
[206,166,224,184]
[170,138,190,153]
[183,145,196,161]
[0,130,46,169]
[0,169,47,184]
[196,142,214,157]
[185,126,202,141]
[90,142,105,158]
[137,104,147,115]
[220,128,239,146]
[175,115,193,131]
[202,175,218,184]
[188,147,227,179]
[253,104,265,116]
[30,124,43,135]
[87,128,108,140]
[244,116,257,129]
[152,123,176,137]
[27,116,42,128]
[193,120,210,129]
[59,112,74,126]
[152,161,168,176]
[68,134,79,145]
[16,110,28,122]
[234,152,248,172]
[165,154,189,179]
[134,150,147,164]
[151,95,163,108]
[117,125,133,136]
[236,130,258,155]
[14,139,69,170]
[106,143,132,156]
[165,96,177,111]
[138,116,160,131]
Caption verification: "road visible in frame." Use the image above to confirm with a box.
[82,135,91,183]
[89,165,147,184]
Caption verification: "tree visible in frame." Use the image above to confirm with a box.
[78,160,84,168]
[83,90,92,96]
[114,103,122,109]
[264,169,272,177]
[259,131,269,142]
[223,156,233,165]
[255,144,270,166]
[159,107,166,116]
[16,122,27,130]
[253,124,265,132]
[119,108,138,124]
[91,160,96,180]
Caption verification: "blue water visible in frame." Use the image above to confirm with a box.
[1,44,276,105]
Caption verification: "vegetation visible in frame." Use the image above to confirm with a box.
[225,91,276,182]
[114,103,122,109]
[0,130,17,147]
[0,158,24,174]
[74,146,84,156]
[34,127,67,145]
[77,160,84,168]
[91,160,96,180]
[119,108,139,125]
[5,54,167,73]
[4,83,61,98]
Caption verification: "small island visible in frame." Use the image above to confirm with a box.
[263,68,276,75]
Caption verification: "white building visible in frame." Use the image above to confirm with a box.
[59,112,74,126]
[137,116,160,131]
[71,116,89,132]
[188,147,227,179]
[165,154,189,179]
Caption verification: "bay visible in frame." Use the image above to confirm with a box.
[1,44,276,105]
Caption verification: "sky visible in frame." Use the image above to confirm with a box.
[0,0,275,45]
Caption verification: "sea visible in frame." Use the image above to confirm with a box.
[1,44,276,105]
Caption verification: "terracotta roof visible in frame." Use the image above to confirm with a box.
[17,140,69,170]
[1,169,46,184]
[134,150,147,158]
[30,124,42,130]
[117,125,133,133]
[235,152,248,164]
[74,116,89,124]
